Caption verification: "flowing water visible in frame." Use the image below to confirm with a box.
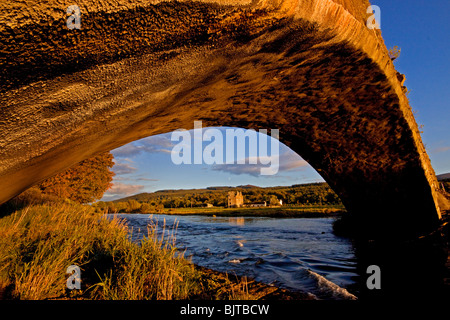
[111,213,362,300]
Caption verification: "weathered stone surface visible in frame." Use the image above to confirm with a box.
[0,0,447,239]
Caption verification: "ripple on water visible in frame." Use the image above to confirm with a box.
[111,214,360,299]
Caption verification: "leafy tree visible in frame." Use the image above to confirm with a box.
[388,46,401,61]
[442,180,450,193]
[269,195,280,206]
[38,152,115,204]
[139,203,152,214]
[126,199,141,212]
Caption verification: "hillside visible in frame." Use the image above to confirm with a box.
[114,183,331,203]
[437,173,450,181]
[115,187,233,203]
[93,182,343,214]
[116,184,266,203]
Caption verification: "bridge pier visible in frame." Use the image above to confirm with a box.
[351,227,449,299]
[333,210,450,299]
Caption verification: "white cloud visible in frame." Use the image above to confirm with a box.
[112,133,174,158]
[135,177,159,182]
[104,182,144,197]
[112,144,141,158]
[112,162,137,175]
[432,146,450,154]
[211,151,309,177]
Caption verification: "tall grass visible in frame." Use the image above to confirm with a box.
[93,221,199,300]
[0,203,200,299]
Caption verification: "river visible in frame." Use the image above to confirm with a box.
[110,213,362,300]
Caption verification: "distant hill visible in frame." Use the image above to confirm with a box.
[115,187,229,202]
[95,182,342,213]
[237,184,261,189]
[114,186,261,202]
[437,173,450,181]
[113,183,328,203]
[206,186,233,190]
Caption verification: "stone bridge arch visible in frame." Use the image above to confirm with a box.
[0,0,447,240]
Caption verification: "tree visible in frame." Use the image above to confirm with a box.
[138,203,152,214]
[388,46,401,61]
[38,152,115,203]
[126,199,141,212]
[269,195,280,206]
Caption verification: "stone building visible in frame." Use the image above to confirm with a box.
[247,201,266,207]
[227,191,244,208]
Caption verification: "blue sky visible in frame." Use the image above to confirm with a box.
[103,128,320,201]
[374,0,449,173]
[102,1,449,201]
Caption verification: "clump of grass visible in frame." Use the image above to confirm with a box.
[0,203,201,299]
[0,201,271,300]
[92,220,199,300]
[227,276,252,300]
[0,186,62,218]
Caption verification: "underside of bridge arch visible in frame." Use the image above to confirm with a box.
[0,0,447,239]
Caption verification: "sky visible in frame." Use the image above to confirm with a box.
[102,128,321,201]
[374,0,449,173]
[101,0,449,201]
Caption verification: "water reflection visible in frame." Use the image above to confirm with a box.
[113,213,361,299]
[114,213,448,299]
[228,217,245,226]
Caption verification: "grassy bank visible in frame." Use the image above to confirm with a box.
[0,202,199,299]
[0,202,308,300]
[142,205,346,218]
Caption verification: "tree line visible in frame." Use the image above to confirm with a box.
[1,150,344,216]
[0,152,115,215]
[92,183,343,214]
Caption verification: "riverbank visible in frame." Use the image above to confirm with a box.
[137,205,345,218]
[0,202,311,300]
[192,265,314,300]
